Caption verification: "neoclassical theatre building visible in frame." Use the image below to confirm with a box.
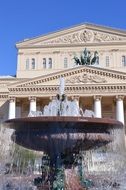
[0,23,126,127]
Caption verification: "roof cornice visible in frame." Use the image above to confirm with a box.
[16,23,126,48]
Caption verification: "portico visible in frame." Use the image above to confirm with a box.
[8,93,125,125]
[1,23,126,128]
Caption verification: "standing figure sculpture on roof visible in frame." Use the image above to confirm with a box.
[91,51,98,65]
[74,48,99,66]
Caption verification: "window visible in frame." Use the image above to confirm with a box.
[64,57,68,68]
[48,58,52,68]
[26,58,29,70]
[31,58,35,69]
[43,58,46,69]
[105,56,109,67]
[122,56,126,67]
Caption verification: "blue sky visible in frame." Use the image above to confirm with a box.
[0,0,126,76]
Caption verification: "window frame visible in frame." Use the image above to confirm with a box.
[43,58,46,69]
[48,58,52,69]
[26,58,29,70]
[64,57,68,68]
[31,58,35,69]
[105,56,109,67]
[122,55,126,67]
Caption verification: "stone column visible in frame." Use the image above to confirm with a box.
[116,95,124,125]
[29,96,36,112]
[16,101,21,118]
[72,96,80,107]
[8,97,16,119]
[94,96,102,118]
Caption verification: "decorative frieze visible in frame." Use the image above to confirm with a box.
[7,84,126,97]
[66,74,107,84]
[38,29,126,46]
[0,94,8,99]
[14,66,126,87]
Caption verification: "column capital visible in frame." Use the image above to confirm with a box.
[94,95,102,101]
[9,96,16,102]
[71,96,80,101]
[50,96,56,100]
[29,96,36,102]
[115,95,124,101]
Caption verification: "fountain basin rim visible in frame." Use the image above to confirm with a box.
[4,116,122,152]
[4,116,123,130]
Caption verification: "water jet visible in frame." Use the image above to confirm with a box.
[3,77,126,190]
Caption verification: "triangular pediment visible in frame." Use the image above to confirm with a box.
[16,23,126,48]
[8,66,126,88]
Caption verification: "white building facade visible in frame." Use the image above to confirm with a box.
[0,23,126,127]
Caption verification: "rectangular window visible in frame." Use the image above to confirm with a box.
[122,56,126,66]
[64,57,68,68]
[31,58,35,69]
[43,58,46,69]
[105,56,109,67]
[26,58,29,70]
[48,58,52,68]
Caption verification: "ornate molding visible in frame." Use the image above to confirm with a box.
[8,84,126,97]
[9,96,16,102]
[14,67,126,88]
[28,96,36,102]
[66,74,107,84]
[71,96,80,101]
[94,95,102,101]
[115,95,124,101]
[0,94,8,99]
[38,29,126,45]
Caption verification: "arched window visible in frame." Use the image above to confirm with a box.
[122,56,126,67]
[31,58,35,69]
[26,58,29,70]
[48,58,52,68]
[43,58,46,69]
[64,57,68,68]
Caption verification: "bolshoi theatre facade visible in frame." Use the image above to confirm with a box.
[0,23,126,128]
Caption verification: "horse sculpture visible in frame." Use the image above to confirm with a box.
[74,48,99,66]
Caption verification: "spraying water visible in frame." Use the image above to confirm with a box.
[1,77,126,190]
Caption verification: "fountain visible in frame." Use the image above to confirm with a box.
[2,77,126,189]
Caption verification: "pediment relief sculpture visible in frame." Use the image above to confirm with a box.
[8,64,126,88]
[35,29,126,46]
[66,74,107,84]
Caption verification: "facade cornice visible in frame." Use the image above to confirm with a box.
[8,83,126,97]
[17,41,126,49]
[16,23,126,48]
[0,94,8,99]
[8,66,126,88]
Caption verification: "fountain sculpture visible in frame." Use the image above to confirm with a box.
[3,77,126,190]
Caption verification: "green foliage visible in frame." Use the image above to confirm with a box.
[53,168,65,190]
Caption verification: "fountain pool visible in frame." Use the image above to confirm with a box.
[1,77,126,190]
